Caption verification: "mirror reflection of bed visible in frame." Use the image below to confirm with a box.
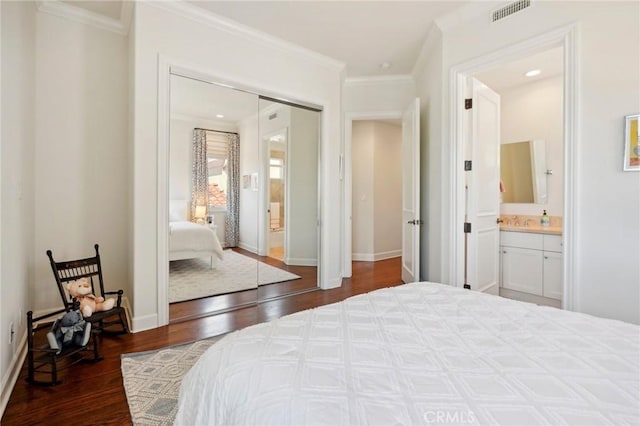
[167,74,320,322]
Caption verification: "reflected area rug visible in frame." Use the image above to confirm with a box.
[121,336,223,425]
[169,250,300,303]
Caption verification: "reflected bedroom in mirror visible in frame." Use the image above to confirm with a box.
[168,74,320,322]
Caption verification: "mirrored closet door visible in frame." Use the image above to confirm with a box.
[168,74,259,322]
[257,98,321,301]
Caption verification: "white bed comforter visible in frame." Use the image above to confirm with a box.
[169,221,224,260]
[175,282,640,425]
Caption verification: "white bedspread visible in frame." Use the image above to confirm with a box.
[175,282,640,425]
[169,221,224,260]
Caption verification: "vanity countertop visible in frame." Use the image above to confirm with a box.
[500,225,562,235]
[499,214,563,235]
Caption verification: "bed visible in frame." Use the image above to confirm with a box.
[169,200,224,267]
[175,282,639,425]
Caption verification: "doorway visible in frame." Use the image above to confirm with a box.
[344,98,421,282]
[351,120,403,267]
[449,26,577,311]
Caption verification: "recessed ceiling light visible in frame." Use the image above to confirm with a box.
[216,114,224,118]
[380,61,392,70]
[525,69,541,77]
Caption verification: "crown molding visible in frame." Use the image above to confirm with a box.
[145,0,345,72]
[37,0,131,35]
[343,74,415,87]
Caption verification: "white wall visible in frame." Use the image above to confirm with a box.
[1,0,36,412]
[351,121,402,261]
[352,121,374,257]
[373,122,402,257]
[32,11,130,313]
[343,76,416,113]
[131,2,343,330]
[287,107,319,265]
[423,1,640,323]
[497,75,563,216]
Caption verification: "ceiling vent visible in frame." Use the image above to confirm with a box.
[492,0,532,22]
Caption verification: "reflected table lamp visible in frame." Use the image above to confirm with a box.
[194,205,207,225]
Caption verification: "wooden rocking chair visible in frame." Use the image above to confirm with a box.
[26,308,100,385]
[47,244,129,335]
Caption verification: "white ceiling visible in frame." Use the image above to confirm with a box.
[58,2,559,95]
[474,47,564,93]
[170,74,259,124]
[189,1,468,77]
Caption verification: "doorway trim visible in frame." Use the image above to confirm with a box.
[448,24,578,311]
[343,111,403,277]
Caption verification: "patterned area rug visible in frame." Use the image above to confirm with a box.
[121,336,223,425]
[169,250,301,303]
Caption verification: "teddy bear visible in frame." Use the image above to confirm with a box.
[46,310,91,354]
[65,278,115,318]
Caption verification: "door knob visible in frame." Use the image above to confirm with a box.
[407,220,424,225]
[407,220,416,225]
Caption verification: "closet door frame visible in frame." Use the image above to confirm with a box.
[156,57,324,327]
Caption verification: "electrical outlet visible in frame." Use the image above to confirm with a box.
[9,322,15,345]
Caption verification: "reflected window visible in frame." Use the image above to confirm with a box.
[206,131,228,208]
[270,158,283,179]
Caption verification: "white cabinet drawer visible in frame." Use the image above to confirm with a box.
[500,231,543,250]
[543,234,563,252]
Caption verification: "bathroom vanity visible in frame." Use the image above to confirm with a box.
[499,216,563,306]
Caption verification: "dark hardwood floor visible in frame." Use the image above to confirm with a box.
[169,247,319,322]
[2,258,401,425]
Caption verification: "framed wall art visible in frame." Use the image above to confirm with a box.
[624,114,639,171]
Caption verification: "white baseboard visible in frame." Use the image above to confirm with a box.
[0,332,27,419]
[131,313,158,333]
[352,250,401,262]
[284,257,317,267]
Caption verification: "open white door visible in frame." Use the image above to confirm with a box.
[401,98,420,283]
[465,78,500,294]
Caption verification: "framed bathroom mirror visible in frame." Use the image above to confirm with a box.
[500,139,548,204]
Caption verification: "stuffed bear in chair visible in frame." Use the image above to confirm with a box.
[65,278,115,318]
[46,310,91,354]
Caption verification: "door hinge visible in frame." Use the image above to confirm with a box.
[464,160,472,171]
[463,284,471,289]
[464,222,472,233]
[464,98,472,109]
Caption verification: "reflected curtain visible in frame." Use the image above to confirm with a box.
[191,129,208,219]
[225,133,240,247]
